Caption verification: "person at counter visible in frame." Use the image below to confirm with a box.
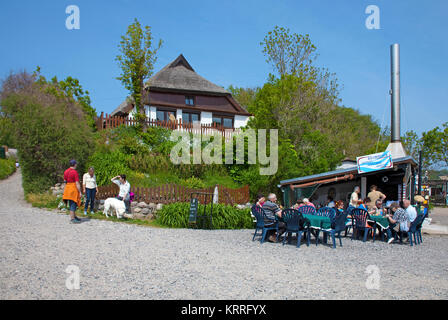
[367,185,386,210]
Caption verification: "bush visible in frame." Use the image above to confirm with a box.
[0,117,16,147]
[0,72,95,193]
[87,150,131,186]
[0,157,16,179]
[180,176,205,189]
[157,202,254,229]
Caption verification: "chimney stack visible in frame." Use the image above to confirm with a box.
[386,43,407,158]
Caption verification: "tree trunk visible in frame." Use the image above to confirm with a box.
[140,78,148,132]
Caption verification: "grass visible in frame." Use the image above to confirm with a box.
[26,192,60,209]
[0,157,16,180]
[127,170,182,188]
[201,172,242,189]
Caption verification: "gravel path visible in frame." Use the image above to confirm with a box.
[1,171,447,299]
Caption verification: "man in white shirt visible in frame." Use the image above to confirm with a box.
[403,199,417,223]
[111,174,131,213]
[350,186,361,207]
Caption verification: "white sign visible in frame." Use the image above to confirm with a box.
[357,151,393,174]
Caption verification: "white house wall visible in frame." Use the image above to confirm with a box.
[234,115,249,128]
[200,112,213,125]
[176,109,182,121]
[149,106,157,120]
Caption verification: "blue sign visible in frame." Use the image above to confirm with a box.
[357,151,393,174]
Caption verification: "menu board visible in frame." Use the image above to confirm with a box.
[189,197,199,224]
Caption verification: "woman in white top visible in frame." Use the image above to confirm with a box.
[83,167,98,215]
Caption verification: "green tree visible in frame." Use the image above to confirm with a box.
[261,26,316,76]
[402,130,421,160]
[421,122,448,168]
[227,85,259,111]
[34,67,97,130]
[0,71,94,193]
[116,18,162,131]
[0,115,16,147]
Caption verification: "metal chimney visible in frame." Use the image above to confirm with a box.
[390,44,401,142]
[386,44,407,158]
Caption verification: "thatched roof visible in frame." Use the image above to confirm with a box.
[111,96,133,117]
[112,54,241,116]
[145,54,229,94]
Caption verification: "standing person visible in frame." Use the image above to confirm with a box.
[83,167,98,215]
[62,160,82,224]
[111,174,131,213]
[168,112,176,123]
[367,185,386,210]
[349,186,362,208]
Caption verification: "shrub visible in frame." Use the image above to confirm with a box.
[0,72,95,194]
[0,117,16,147]
[87,150,131,186]
[128,153,172,174]
[180,176,205,189]
[157,202,254,229]
[0,157,16,180]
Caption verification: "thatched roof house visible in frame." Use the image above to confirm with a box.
[112,54,251,129]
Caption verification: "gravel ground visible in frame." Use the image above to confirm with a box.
[1,170,447,299]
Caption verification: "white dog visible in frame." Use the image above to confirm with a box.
[103,197,126,218]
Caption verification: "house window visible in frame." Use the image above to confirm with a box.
[212,115,233,128]
[182,112,200,124]
[156,109,176,122]
[185,96,195,106]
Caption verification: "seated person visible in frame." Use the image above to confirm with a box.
[292,198,304,209]
[335,200,345,214]
[262,193,286,242]
[302,198,315,208]
[372,199,384,216]
[358,197,376,215]
[326,196,335,208]
[403,199,417,223]
[255,194,265,208]
[385,201,411,244]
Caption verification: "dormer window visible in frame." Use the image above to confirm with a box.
[185,96,195,106]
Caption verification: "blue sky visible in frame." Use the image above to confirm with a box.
[1,0,446,135]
